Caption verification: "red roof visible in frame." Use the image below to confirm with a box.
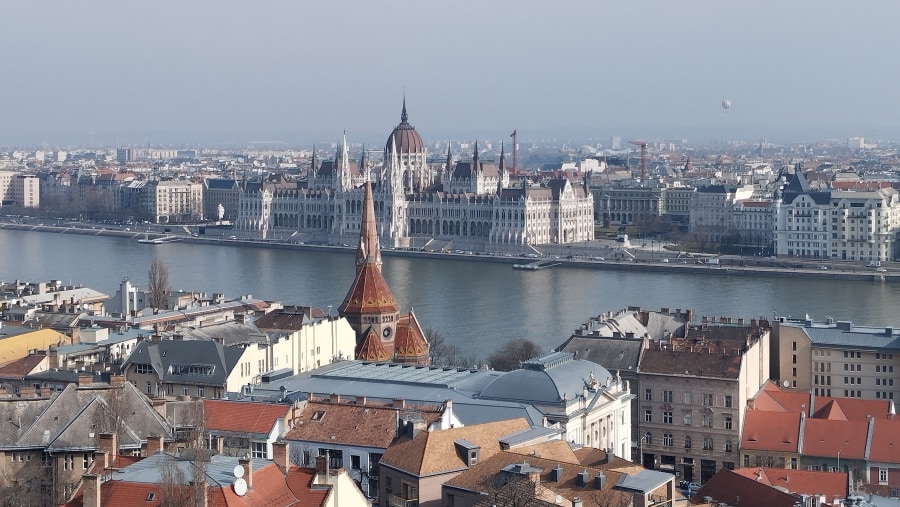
[802,419,869,460]
[203,399,290,436]
[732,467,848,502]
[692,469,798,507]
[356,328,391,362]
[741,410,800,452]
[393,311,429,363]
[869,418,900,463]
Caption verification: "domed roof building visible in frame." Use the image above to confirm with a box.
[384,97,430,194]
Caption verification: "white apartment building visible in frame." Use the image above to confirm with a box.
[152,180,203,223]
[0,171,39,208]
[689,184,754,243]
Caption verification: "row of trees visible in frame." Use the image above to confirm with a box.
[426,328,543,372]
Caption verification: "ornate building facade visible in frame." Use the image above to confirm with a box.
[234,100,595,251]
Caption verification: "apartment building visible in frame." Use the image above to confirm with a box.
[689,184,754,243]
[772,316,900,401]
[637,317,770,484]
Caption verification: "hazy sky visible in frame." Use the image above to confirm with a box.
[2,1,899,147]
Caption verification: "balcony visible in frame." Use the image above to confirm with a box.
[388,494,419,507]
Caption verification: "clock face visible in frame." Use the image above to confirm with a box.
[383,327,392,338]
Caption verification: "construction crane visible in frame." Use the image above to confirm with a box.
[629,140,648,181]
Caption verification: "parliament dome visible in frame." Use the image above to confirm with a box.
[385,98,425,155]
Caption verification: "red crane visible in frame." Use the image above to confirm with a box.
[629,140,648,181]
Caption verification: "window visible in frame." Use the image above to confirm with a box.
[644,432,652,446]
[645,389,652,401]
[351,455,361,470]
[724,416,733,430]
[83,453,91,469]
[702,414,713,428]
[135,363,153,374]
[743,455,750,467]
[703,436,713,451]
[724,439,733,453]
[197,387,205,397]
[252,442,267,459]
[724,395,733,408]
[64,454,74,471]
[146,382,153,395]
[182,387,189,396]
[663,433,673,446]
[683,391,692,404]
[644,409,652,423]
[663,411,673,424]
[703,393,713,406]
[879,467,888,484]
[683,412,692,425]
[663,390,673,403]
[684,436,692,449]
[790,457,797,469]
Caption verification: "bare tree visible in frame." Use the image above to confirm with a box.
[425,327,478,368]
[486,338,542,372]
[147,258,171,310]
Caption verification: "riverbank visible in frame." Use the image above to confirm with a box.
[1,220,894,283]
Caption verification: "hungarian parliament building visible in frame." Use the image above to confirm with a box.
[233,101,595,250]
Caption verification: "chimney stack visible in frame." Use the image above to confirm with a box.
[146,435,165,455]
[315,455,328,475]
[109,375,125,387]
[77,374,93,387]
[216,436,225,455]
[239,457,253,489]
[150,398,166,420]
[99,433,118,458]
[83,474,101,507]
[329,393,340,403]
[272,441,290,472]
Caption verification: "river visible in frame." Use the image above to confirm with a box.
[2,228,899,359]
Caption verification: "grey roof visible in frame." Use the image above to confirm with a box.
[498,425,564,447]
[5,382,171,452]
[0,398,53,446]
[159,321,265,346]
[123,340,244,386]
[787,322,900,351]
[245,361,544,427]
[204,178,238,190]
[109,451,268,487]
[557,336,643,377]
[614,469,674,493]
[479,352,612,405]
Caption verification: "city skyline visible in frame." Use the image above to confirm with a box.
[2,1,899,147]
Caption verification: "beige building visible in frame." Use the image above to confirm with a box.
[0,171,39,208]
[636,317,770,484]
[690,184,755,243]
[772,316,899,401]
[152,180,204,223]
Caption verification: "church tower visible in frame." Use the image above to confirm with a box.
[338,180,401,361]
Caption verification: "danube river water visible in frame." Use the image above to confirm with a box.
[2,228,900,359]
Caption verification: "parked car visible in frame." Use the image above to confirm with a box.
[876,267,887,272]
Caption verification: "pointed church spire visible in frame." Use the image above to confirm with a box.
[401,95,408,123]
[499,141,506,172]
[360,144,369,182]
[355,180,381,270]
[473,140,480,174]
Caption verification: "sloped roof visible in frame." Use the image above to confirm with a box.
[869,418,900,463]
[393,311,429,361]
[285,399,440,449]
[740,410,800,452]
[203,399,289,437]
[0,328,70,366]
[557,336,643,376]
[692,468,799,507]
[122,340,245,386]
[639,348,742,379]
[338,263,399,316]
[732,467,847,503]
[356,328,391,362]
[0,353,47,379]
[801,418,869,459]
[380,418,530,476]
[0,397,53,445]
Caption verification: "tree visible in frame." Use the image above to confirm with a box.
[147,258,171,310]
[425,327,479,368]
[486,338,542,372]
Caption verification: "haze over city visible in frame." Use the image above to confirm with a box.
[3,1,899,147]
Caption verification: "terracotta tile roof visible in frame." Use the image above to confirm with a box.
[381,418,531,476]
[812,395,893,421]
[0,353,46,379]
[393,311,429,362]
[356,328,391,362]
[869,418,900,462]
[338,263,399,316]
[732,467,848,503]
[285,467,329,507]
[203,399,290,436]
[691,469,799,507]
[444,450,632,506]
[254,307,307,331]
[284,399,440,449]
[801,419,868,459]
[740,410,800,452]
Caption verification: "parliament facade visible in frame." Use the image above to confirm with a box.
[234,100,594,250]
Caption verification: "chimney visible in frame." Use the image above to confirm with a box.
[572,497,583,507]
[239,456,253,489]
[738,318,744,325]
[93,450,109,470]
[576,470,590,487]
[99,433,118,458]
[109,374,125,387]
[19,387,35,398]
[272,441,290,472]
[329,393,340,403]
[392,398,406,408]
[39,386,51,397]
[702,315,708,323]
[147,435,165,455]
[528,470,541,485]
[83,474,101,507]
[216,436,225,455]
[78,374,93,387]
[551,465,563,482]
[356,396,366,406]
[315,455,328,475]
[150,398,166,419]
[594,473,606,489]
[48,348,59,369]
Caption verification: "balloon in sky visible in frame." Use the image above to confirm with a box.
[722,99,732,110]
